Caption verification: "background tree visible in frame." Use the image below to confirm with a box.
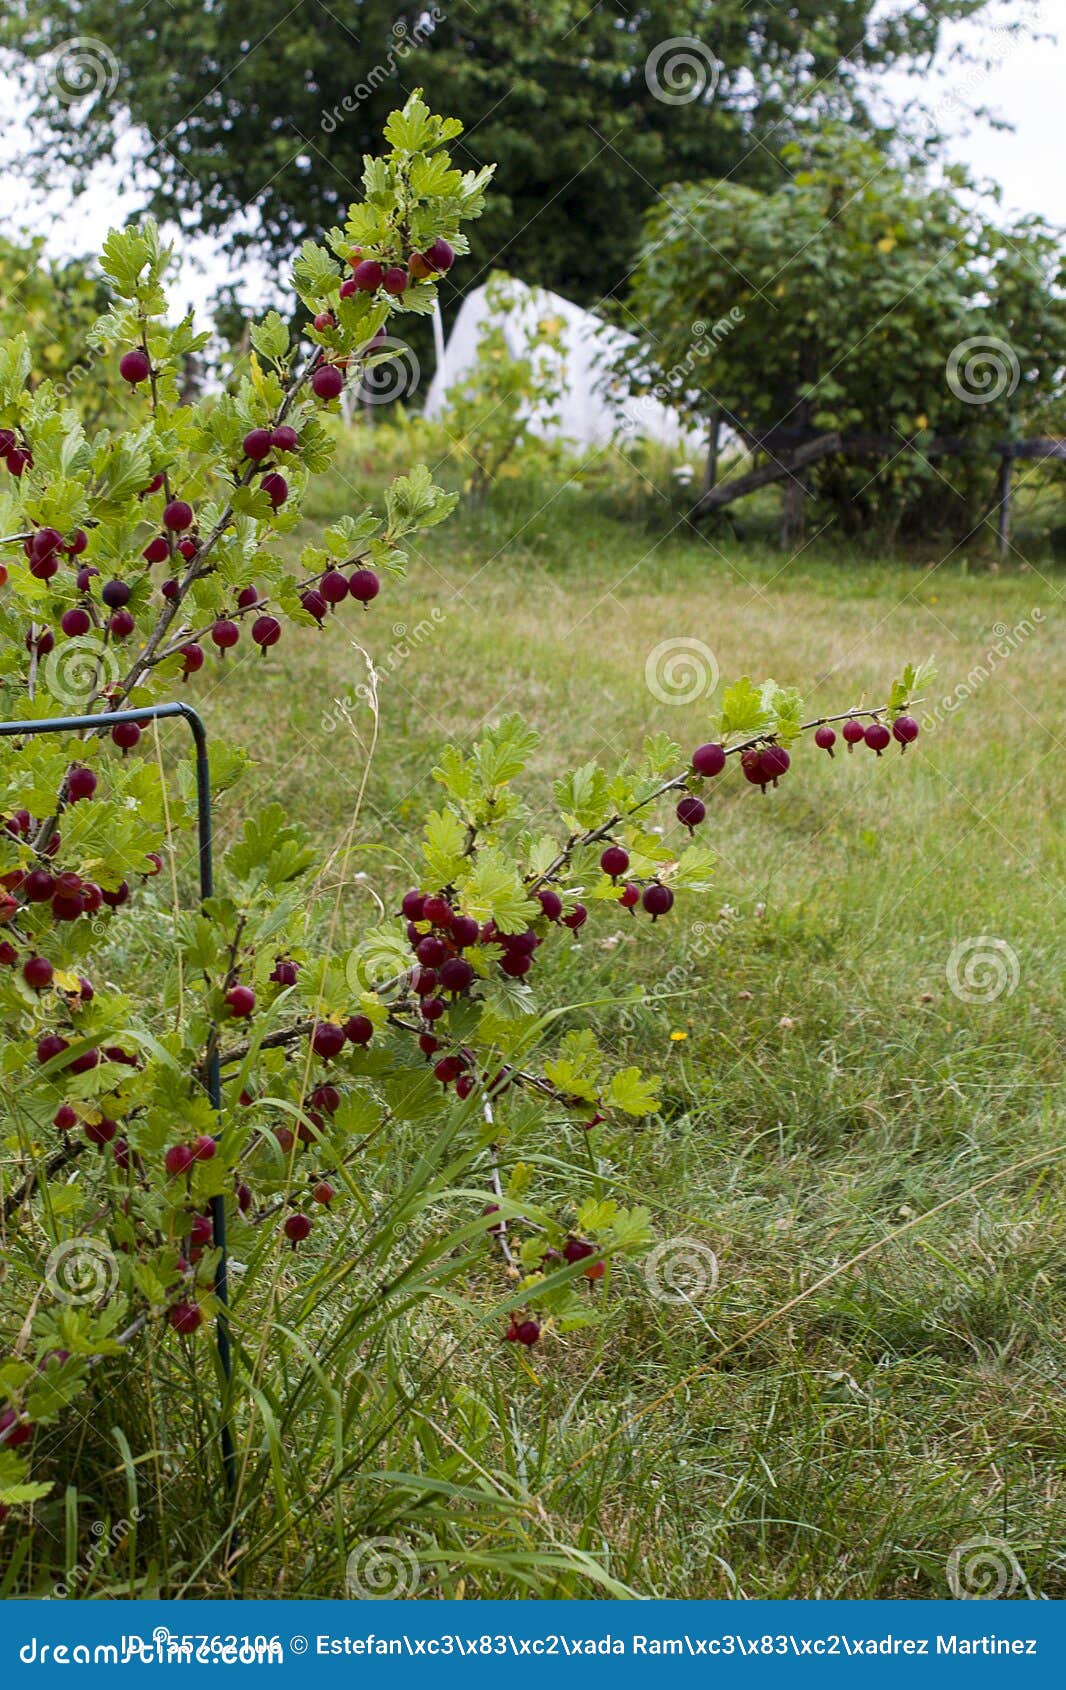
[2,0,1003,314]
[0,235,113,422]
[609,131,1066,541]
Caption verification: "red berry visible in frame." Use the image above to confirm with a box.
[892,715,919,748]
[814,725,836,756]
[23,955,54,989]
[842,718,865,750]
[538,888,563,921]
[260,471,288,508]
[189,1214,213,1248]
[242,427,273,461]
[344,1013,374,1046]
[439,956,474,995]
[312,364,345,400]
[272,425,298,452]
[455,1073,475,1100]
[179,642,204,676]
[741,748,767,789]
[382,266,408,296]
[451,915,480,948]
[252,614,282,650]
[351,260,385,292]
[512,1319,540,1347]
[864,721,891,756]
[760,745,791,784]
[191,1134,216,1162]
[320,569,349,605]
[313,311,335,331]
[100,880,129,907]
[0,1408,34,1447]
[165,1144,194,1177]
[401,889,426,921]
[178,538,198,561]
[144,853,163,876]
[619,882,640,909]
[348,567,379,605]
[76,565,99,590]
[500,952,531,978]
[211,619,240,651]
[161,580,179,603]
[312,1181,334,1205]
[339,277,358,300]
[423,896,452,926]
[418,1032,440,1056]
[562,903,588,930]
[67,765,97,803]
[102,577,130,610]
[311,1021,346,1059]
[642,883,674,920]
[434,1055,464,1085]
[119,348,151,385]
[168,1302,203,1335]
[422,238,455,272]
[37,1033,69,1064]
[284,1213,312,1244]
[64,528,88,555]
[417,934,448,968]
[226,984,256,1018]
[421,996,446,1021]
[301,588,329,623]
[24,868,55,901]
[600,845,629,879]
[692,742,726,777]
[143,471,166,495]
[109,609,135,639]
[676,795,706,832]
[111,721,141,752]
[163,500,193,532]
[54,1103,77,1131]
[270,958,299,986]
[143,535,170,564]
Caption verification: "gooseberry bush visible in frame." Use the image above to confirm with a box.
[0,96,928,1589]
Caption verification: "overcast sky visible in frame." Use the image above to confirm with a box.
[0,1,1061,326]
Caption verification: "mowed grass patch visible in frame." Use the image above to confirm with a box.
[180,448,1065,1596]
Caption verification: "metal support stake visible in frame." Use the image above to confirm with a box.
[0,701,236,1496]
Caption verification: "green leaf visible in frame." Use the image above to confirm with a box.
[605,1067,661,1117]
[421,808,467,885]
[249,310,290,362]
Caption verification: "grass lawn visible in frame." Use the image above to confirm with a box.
[168,436,1066,1600]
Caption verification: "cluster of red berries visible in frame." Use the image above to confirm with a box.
[816,715,920,757]
[598,846,674,921]
[500,1238,605,1348]
[308,238,454,400]
[0,425,32,478]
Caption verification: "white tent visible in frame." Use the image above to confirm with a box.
[423,277,700,453]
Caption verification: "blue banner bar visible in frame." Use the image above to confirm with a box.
[1,1601,1061,1686]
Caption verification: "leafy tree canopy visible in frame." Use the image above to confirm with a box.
[2,0,1003,309]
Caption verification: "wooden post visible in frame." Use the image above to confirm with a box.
[996,452,1012,561]
[703,409,721,495]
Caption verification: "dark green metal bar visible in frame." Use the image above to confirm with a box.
[0,701,237,1496]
